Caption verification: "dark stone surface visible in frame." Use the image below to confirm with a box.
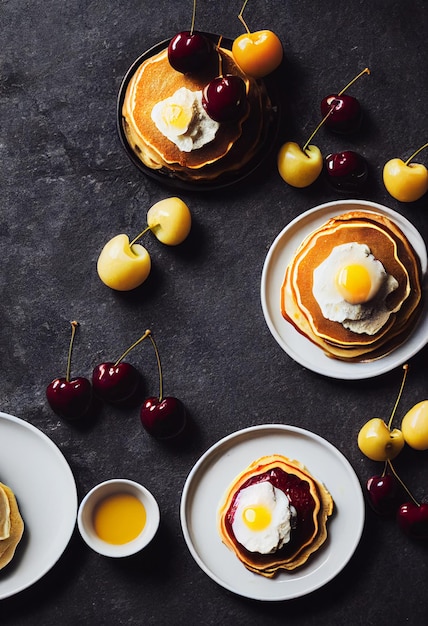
[1,1,427,624]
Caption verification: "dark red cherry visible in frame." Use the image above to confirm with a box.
[397,502,428,539]
[168,31,212,74]
[321,93,362,133]
[202,75,247,122]
[140,396,186,439]
[46,320,92,421]
[92,362,141,405]
[366,474,405,516]
[46,377,92,421]
[324,150,368,192]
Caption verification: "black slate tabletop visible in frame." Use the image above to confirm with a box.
[1,1,427,624]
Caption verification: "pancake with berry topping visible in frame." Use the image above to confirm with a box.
[121,42,272,182]
[218,455,333,577]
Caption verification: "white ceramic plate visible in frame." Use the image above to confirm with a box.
[180,424,364,601]
[0,412,77,599]
[261,200,428,380]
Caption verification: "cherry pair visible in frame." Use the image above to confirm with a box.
[367,460,428,540]
[168,31,247,123]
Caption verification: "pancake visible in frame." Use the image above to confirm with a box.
[218,455,333,577]
[0,482,24,570]
[122,43,272,182]
[281,211,423,362]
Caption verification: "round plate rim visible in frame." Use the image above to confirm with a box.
[180,423,365,601]
[116,32,281,191]
[260,199,428,380]
[0,412,77,600]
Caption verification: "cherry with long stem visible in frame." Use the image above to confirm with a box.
[92,330,151,405]
[321,68,370,133]
[202,34,247,123]
[140,332,187,439]
[365,365,409,515]
[167,0,212,74]
[46,321,93,421]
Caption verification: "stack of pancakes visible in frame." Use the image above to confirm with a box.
[121,44,272,182]
[0,482,24,570]
[217,455,333,578]
[281,210,423,362]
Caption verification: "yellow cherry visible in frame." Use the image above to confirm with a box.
[97,234,151,291]
[232,0,283,78]
[277,106,335,188]
[357,364,408,461]
[277,142,323,188]
[357,418,404,461]
[147,197,191,246]
[401,400,428,450]
[232,30,283,78]
[383,142,428,202]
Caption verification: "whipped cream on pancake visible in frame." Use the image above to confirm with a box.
[312,242,399,335]
[231,481,294,554]
[151,87,219,152]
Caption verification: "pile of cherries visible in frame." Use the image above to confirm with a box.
[277,68,428,201]
[278,68,371,193]
[320,66,370,175]
[46,322,186,440]
[166,0,283,124]
[357,364,428,540]
[168,31,247,123]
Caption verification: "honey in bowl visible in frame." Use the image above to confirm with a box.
[93,493,146,545]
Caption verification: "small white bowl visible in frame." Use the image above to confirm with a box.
[77,479,160,557]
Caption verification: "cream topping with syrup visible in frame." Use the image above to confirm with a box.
[312,242,399,335]
[231,481,294,554]
[151,87,219,152]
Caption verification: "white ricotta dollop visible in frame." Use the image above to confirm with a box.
[151,87,219,152]
[231,481,293,554]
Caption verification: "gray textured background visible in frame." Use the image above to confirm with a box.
[1,0,427,624]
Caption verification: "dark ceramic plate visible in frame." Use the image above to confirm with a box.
[116,33,282,191]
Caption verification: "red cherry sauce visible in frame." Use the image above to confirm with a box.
[225,467,316,559]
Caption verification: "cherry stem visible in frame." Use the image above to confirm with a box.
[215,35,224,77]
[302,108,335,153]
[337,67,370,96]
[387,459,419,507]
[387,363,408,429]
[130,226,152,247]
[190,0,196,34]
[114,329,151,367]
[405,142,428,166]
[65,321,79,383]
[237,0,251,34]
[148,332,164,402]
